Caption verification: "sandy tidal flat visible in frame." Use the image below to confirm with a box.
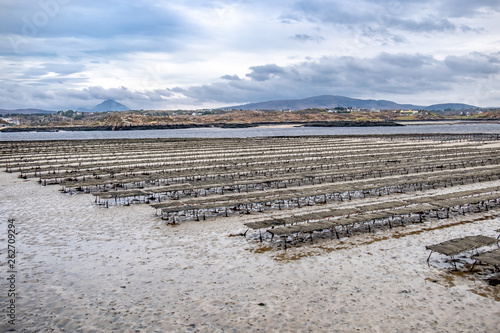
[1,171,499,332]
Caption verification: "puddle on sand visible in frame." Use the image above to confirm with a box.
[471,287,500,302]
[427,268,500,302]
[250,245,274,254]
[274,250,319,261]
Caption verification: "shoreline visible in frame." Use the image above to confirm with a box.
[396,119,500,125]
[1,120,400,132]
[2,118,500,133]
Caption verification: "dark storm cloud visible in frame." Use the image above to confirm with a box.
[435,0,500,17]
[1,0,188,38]
[0,0,200,55]
[246,64,287,81]
[444,53,500,75]
[291,34,325,42]
[287,0,494,33]
[221,74,241,81]
[389,17,456,32]
[176,52,500,104]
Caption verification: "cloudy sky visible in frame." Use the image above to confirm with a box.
[1,0,500,110]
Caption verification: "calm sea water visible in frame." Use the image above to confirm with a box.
[1,123,500,141]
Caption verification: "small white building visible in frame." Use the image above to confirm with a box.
[1,117,20,126]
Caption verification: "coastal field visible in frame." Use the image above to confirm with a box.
[1,135,499,332]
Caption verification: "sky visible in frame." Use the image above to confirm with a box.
[1,0,500,110]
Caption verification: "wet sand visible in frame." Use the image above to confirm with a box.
[1,170,499,332]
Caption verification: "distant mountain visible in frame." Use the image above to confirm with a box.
[422,103,477,111]
[222,95,422,111]
[88,99,130,112]
[222,95,479,111]
[0,108,55,115]
[1,100,130,115]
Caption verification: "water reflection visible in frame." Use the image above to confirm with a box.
[1,123,500,141]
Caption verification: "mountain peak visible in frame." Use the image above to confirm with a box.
[91,99,130,112]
